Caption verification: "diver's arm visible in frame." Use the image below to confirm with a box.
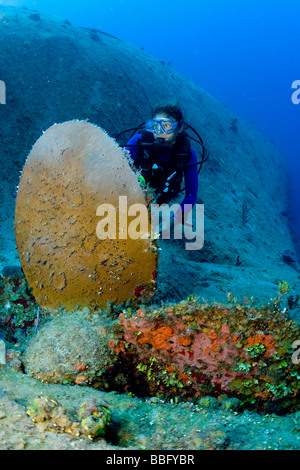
[125,133,142,161]
[180,148,198,213]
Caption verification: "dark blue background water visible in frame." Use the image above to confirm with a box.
[6,0,300,253]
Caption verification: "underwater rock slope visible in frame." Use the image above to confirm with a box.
[0,4,299,303]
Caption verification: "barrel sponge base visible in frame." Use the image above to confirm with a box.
[15,120,157,312]
[22,309,118,385]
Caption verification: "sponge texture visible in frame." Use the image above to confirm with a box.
[15,121,157,311]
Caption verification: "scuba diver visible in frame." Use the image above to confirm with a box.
[116,101,209,233]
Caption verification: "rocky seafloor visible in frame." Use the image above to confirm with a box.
[0,274,300,451]
[0,366,300,451]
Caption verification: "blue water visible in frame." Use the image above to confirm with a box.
[5,0,300,251]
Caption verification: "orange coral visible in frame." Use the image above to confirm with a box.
[211,340,220,351]
[75,363,87,372]
[165,365,176,373]
[206,329,217,340]
[232,333,240,343]
[246,333,276,356]
[177,335,192,346]
[108,338,125,354]
[74,376,88,385]
[138,326,173,350]
[178,371,195,385]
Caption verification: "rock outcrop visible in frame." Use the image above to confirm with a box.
[22,300,300,413]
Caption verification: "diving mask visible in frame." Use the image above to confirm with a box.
[145,118,180,135]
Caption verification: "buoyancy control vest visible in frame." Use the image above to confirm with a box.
[133,130,192,204]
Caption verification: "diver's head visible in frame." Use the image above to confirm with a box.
[145,101,184,144]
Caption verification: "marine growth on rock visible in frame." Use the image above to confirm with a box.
[109,299,300,412]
